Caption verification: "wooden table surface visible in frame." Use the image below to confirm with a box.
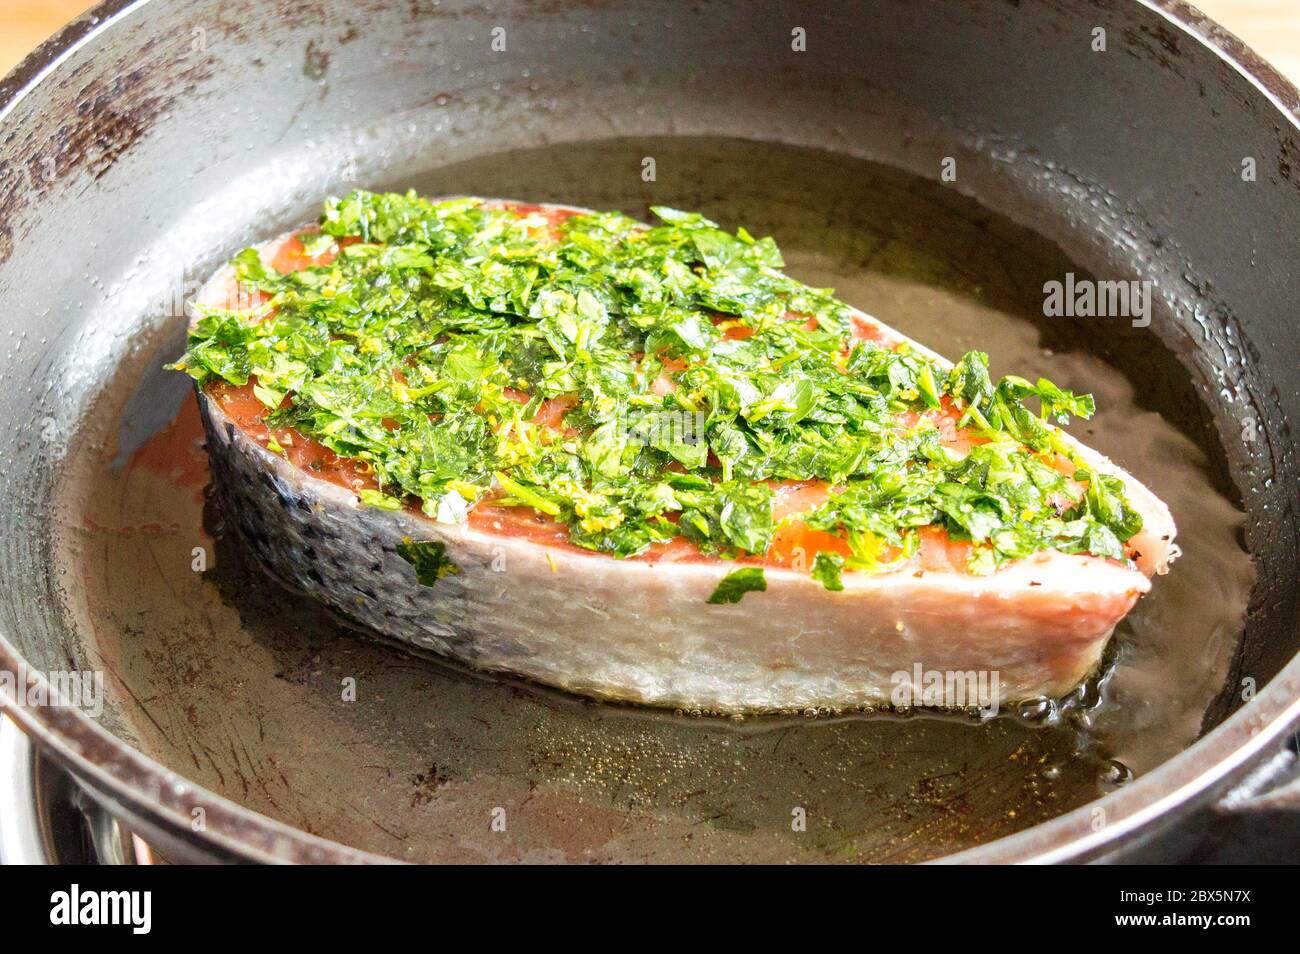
[1,2,1298,93]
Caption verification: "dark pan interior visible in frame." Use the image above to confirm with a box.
[0,0,1296,862]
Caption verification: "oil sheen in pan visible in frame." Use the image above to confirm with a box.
[58,138,1253,863]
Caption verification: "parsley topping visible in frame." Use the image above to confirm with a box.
[810,552,846,592]
[707,567,768,604]
[396,539,460,587]
[172,191,1143,590]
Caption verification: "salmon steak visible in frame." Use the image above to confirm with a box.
[172,191,1177,713]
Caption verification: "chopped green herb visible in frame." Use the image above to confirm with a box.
[811,551,846,591]
[707,567,768,604]
[396,539,460,586]
[359,488,403,510]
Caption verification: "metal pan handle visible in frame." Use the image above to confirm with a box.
[0,716,143,865]
[1114,731,1300,863]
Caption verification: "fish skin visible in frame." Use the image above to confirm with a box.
[190,202,1177,713]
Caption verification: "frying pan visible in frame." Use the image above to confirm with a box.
[0,0,1297,864]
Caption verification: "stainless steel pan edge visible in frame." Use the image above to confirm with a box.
[0,0,1296,864]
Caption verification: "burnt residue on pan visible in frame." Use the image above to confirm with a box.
[1158,0,1300,114]
[43,68,166,184]
[55,138,1253,863]
[0,9,214,265]
[1149,0,1300,187]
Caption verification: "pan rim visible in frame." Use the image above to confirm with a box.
[0,0,1297,864]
